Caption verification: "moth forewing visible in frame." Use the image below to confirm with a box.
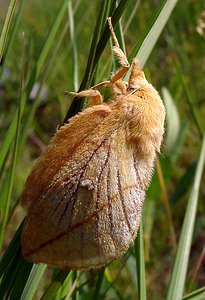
[21,19,165,270]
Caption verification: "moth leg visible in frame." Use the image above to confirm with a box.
[65,89,103,106]
[91,18,129,95]
[108,17,130,84]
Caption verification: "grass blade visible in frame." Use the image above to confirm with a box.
[40,270,71,300]
[182,287,205,300]
[68,0,79,92]
[20,264,47,300]
[66,0,130,119]
[0,0,68,173]
[0,0,18,62]
[92,267,105,300]
[174,57,203,140]
[0,32,25,249]
[135,225,146,300]
[162,87,180,155]
[134,0,179,68]
[156,158,176,248]
[166,135,205,300]
[65,0,113,119]
[0,222,23,277]
[8,257,33,300]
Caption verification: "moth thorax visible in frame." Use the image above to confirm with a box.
[127,113,163,161]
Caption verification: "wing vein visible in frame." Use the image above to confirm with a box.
[117,168,132,233]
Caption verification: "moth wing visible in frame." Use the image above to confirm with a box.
[21,105,111,211]
[21,108,151,270]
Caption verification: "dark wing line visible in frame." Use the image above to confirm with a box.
[116,168,132,232]
[63,128,118,231]
[79,136,112,257]
[51,180,79,219]
[94,140,111,247]
[47,126,120,232]
[24,183,139,257]
[37,114,117,204]
[107,161,114,233]
[133,157,145,190]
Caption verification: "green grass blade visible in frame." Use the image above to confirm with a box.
[80,0,109,88]
[128,0,166,63]
[3,0,26,60]
[182,287,205,300]
[170,161,197,205]
[27,1,69,89]
[19,264,47,300]
[174,58,203,140]
[40,270,71,300]
[0,172,10,211]
[0,222,23,277]
[65,0,112,120]
[0,228,32,300]
[0,113,18,176]
[8,257,33,300]
[166,135,205,300]
[0,0,68,173]
[66,0,130,120]
[63,271,79,300]
[144,200,155,261]
[135,225,146,300]
[0,248,22,300]
[68,0,79,92]
[93,0,129,69]
[0,33,25,249]
[168,121,188,162]
[162,87,180,155]
[122,0,179,81]
[92,267,105,300]
[135,0,179,68]
[0,0,18,62]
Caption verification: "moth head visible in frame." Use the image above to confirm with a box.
[128,59,149,91]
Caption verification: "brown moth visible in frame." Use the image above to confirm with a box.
[21,18,165,270]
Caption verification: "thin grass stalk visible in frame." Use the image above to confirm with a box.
[65,0,113,120]
[68,1,79,92]
[182,287,205,300]
[124,0,140,34]
[0,222,23,277]
[40,270,71,300]
[156,158,177,248]
[135,225,146,300]
[0,32,25,249]
[65,0,131,120]
[93,0,130,68]
[0,0,18,62]
[19,264,47,300]
[132,0,179,68]
[3,0,26,61]
[188,245,205,292]
[0,247,22,299]
[174,57,203,140]
[65,272,80,300]
[78,0,109,91]
[167,135,205,300]
[92,267,105,300]
[9,257,35,300]
[0,0,69,174]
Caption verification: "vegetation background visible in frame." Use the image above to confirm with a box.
[0,0,205,299]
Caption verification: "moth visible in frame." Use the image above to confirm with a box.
[21,18,165,270]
